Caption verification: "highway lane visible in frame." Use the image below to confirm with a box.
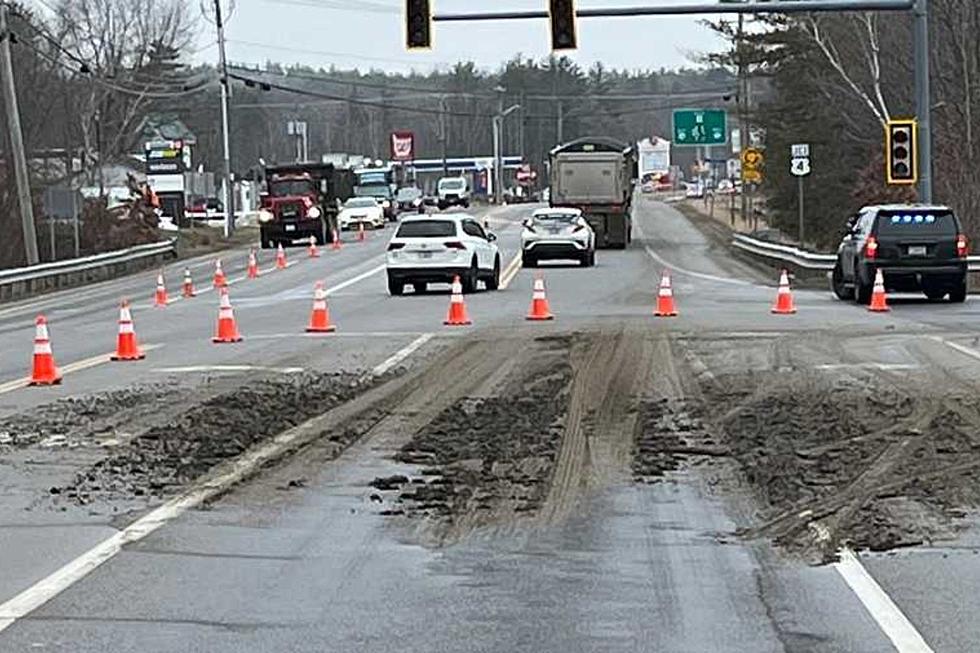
[4,197,980,651]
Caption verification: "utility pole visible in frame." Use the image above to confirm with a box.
[494,88,504,204]
[213,0,234,238]
[913,0,932,203]
[736,12,749,226]
[0,4,38,265]
[439,94,448,176]
[556,100,564,144]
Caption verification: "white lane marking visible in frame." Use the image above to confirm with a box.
[324,264,385,296]
[643,244,752,287]
[0,344,163,395]
[0,334,433,634]
[933,336,980,363]
[154,365,304,374]
[371,333,434,376]
[814,363,919,371]
[247,331,431,340]
[834,548,934,653]
[632,219,754,287]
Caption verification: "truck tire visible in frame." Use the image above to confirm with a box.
[949,276,968,303]
[260,229,272,249]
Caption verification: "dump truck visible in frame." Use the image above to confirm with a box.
[259,163,354,248]
[548,137,637,249]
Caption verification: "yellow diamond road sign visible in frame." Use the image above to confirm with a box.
[742,147,764,184]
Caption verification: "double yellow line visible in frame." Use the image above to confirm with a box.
[499,252,523,290]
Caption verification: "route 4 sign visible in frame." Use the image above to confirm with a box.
[790,143,811,177]
[790,157,811,177]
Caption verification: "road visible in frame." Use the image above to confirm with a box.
[1,197,979,651]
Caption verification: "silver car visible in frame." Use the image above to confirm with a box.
[521,207,596,267]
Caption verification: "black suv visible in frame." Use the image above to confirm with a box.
[832,205,968,303]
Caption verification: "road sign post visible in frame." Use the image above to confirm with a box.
[790,143,811,245]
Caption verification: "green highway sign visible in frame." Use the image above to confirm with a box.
[672,109,728,146]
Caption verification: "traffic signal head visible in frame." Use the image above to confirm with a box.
[549,0,577,50]
[405,0,431,50]
[886,119,917,185]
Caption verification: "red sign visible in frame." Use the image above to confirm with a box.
[390,131,415,161]
[515,165,537,182]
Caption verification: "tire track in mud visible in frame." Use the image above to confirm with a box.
[691,332,980,560]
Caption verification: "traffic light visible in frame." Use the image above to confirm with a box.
[405,0,431,50]
[886,118,918,185]
[549,0,577,50]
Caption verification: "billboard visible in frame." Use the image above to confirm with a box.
[390,131,415,161]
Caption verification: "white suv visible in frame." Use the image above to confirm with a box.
[386,214,500,295]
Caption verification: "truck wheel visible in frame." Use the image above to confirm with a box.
[855,271,873,305]
[831,262,850,300]
[260,230,272,249]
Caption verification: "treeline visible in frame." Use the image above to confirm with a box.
[722,4,980,248]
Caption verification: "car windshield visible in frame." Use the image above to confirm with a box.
[268,180,315,197]
[345,198,376,208]
[439,179,464,190]
[876,210,957,236]
[397,188,421,200]
[355,184,392,198]
[395,220,457,238]
[532,213,577,225]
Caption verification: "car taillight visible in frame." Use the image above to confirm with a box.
[865,236,878,259]
[957,234,969,258]
[387,243,405,251]
[444,241,467,250]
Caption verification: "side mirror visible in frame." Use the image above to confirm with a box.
[487,232,497,242]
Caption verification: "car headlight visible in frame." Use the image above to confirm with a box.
[258,209,274,223]
[307,206,322,219]
[381,200,390,208]
[412,198,421,206]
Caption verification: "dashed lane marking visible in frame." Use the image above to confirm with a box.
[0,344,163,396]
[834,548,934,653]
[0,333,435,635]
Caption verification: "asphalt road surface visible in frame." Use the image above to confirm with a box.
[1,198,980,651]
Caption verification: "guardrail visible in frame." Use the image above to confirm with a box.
[0,239,177,302]
[732,233,980,272]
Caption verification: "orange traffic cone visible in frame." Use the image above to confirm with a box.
[247,249,259,279]
[526,276,555,321]
[654,271,678,317]
[308,235,320,258]
[357,223,366,242]
[444,276,472,326]
[276,243,287,270]
[182,267,195,298]
[29,315,61,385]
[154,271,168,307]
[868,269,890,312]
[212,288,243,343]
[306,281,336,333]
[111,301,145,361]
[331,228,342,251]
[213,259,227,288]
[771,269,797,314]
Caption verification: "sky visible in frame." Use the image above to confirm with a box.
[206,0,728,74]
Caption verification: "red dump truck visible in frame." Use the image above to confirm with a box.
[259,163,354,248]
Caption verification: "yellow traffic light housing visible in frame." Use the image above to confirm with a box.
[886,118,918,185]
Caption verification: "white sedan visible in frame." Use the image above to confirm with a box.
[338,197,386,230]
[521,207,596,267]
[385,214,500,295]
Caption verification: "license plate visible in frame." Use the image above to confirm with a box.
[418,251,432,259]
[284,224,296,232]
[908,245,927,256]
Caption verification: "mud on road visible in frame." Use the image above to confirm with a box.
[691,334,980,562]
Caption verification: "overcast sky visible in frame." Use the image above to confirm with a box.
[207,0,727,74]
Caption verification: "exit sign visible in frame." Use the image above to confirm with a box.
[672,109,728,146]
